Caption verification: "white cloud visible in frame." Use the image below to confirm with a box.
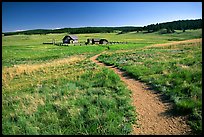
[15,29,25,32]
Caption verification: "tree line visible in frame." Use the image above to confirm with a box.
[3,19,202,36]
[143,19,202,33]
[3,27,142,36]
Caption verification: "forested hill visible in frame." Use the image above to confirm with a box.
[143,19,202,33]
[3,19,202,36]
[3,27,142,36]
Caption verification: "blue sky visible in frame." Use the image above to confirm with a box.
[2,2,202,32]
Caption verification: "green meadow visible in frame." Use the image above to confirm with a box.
[98,39,202,134]
[2,29,202,135]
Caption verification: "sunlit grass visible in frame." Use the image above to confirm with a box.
[97,39,202,134]
[2,59,136,135]
[2,29,202,135]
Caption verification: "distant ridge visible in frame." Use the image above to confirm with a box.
[3,19,202,36]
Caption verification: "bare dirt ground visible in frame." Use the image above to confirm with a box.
[90,41,194,134]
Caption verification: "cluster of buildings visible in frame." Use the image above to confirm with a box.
[62,35,108,45]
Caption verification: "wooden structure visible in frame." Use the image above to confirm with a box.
[62,35,78,44]
[99,39,108,44]
[86,38,108,45]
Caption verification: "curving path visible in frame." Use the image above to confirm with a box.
[90,51,192,135]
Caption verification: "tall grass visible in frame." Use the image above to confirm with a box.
[97,40,202,134]
[2,59,136,135]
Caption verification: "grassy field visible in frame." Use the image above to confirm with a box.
[98,39,202,134]
[2,29,202,135]
[2,29,202,67]
[2,57,136,135]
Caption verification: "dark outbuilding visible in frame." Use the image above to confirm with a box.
[86,38,108,45]
[62,35,78,44]
[99,39,108,44]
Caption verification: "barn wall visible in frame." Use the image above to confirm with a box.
[73,40,78,43]
[63,36,78,44]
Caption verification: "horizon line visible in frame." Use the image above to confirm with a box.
[2,18,202,33]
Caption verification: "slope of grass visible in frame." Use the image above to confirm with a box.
[97,40,202,134]
[2,58,136,135]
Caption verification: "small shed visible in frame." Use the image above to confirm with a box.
[99,39,108,44]
[63,35,78,44]
[86,38,109,45]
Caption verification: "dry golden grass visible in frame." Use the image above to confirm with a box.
[8,93,45,115]
[146,38,202,48]
[176,64,190,69]
[21,93,45,115]
[2,55,85,87]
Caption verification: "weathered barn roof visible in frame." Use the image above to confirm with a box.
[69,35,78,40]
[63,35,78,40]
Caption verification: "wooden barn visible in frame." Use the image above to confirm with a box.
[62,35,78,44]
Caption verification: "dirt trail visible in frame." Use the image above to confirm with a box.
[90,51,192,135]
